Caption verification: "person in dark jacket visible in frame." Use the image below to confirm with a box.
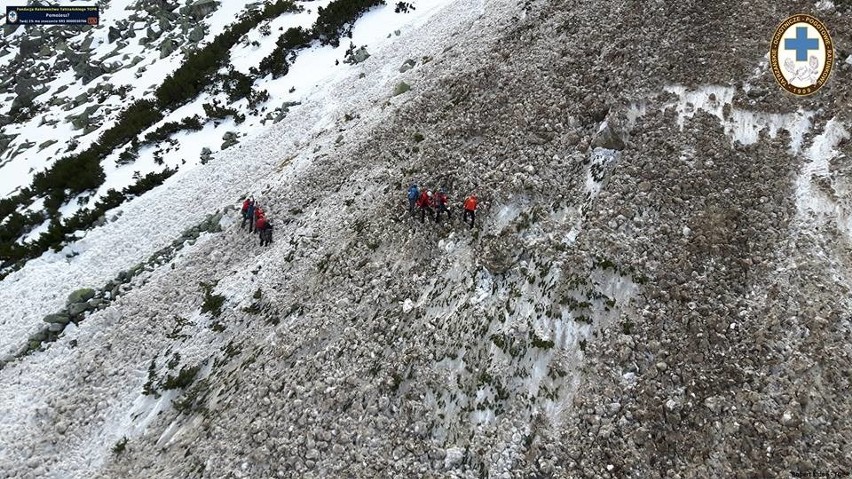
[434,188,451,223]
[260,219,273,246]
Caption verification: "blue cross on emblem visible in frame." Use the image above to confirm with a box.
[785,26,819,61]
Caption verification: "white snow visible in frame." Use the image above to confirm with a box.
[663,85,814,153]
[795,119,850,232]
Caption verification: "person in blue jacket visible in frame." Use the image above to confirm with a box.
[407,184,419,215]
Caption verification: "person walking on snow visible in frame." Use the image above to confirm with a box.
[407,184,419,215]
[259,217,273,246]
[241,197,253,229]
[252,206,265,233]
[463,193,478,229]
[435,188,451,223]
[243,200,256,230]
[416,189,434,223]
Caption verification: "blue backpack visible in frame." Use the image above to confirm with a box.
[407,186,419,200]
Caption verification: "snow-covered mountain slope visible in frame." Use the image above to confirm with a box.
[1,0,852,477]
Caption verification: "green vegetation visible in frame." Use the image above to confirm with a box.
[142,358,160,397]
[203,101,246,124]
[1,168,176,277]
[112,437,128,455]
[142,116,204,146]
[256,26,313,78]
[200,282,225,318]
[314,0,386,47]
[162,364,201,390]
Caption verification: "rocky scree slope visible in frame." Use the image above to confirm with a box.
[5,0,852,477]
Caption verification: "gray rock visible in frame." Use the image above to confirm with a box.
[73,62,104,85]
[160,38,176,58]
[29,329,48,342]
[68,302,90,316]
[345,46,370,64]
[108,26,122,44]
[399,59,416,73]
[221,132,239,150]
[20,37,41,56]
[188,26,205,43]
[393,82,411,96]
[592,120,626,150]
[79,35,93,51]
[47,323,65,333]
[38,139,57,151]
[70,112,89,131]
[181,0,220,20]
[67,288,96,305]
[43,313,71,325]
[274,101,301,123]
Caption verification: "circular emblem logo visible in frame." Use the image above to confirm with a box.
[771,14,834,96]
[7,10,18,23]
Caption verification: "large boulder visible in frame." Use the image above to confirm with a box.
[393,82,411,96]
[43,313,72,325]
[181,0,220,21]
[159,38,176,58]
[399,59,416,73]
[66,288,96,305]
[67,302,90,316]
[19,36,41,56]
[592,116,627,151]
[345,46,370,64]
[108,26,121,43]
[188,25,205,43]
[73,61,104,85]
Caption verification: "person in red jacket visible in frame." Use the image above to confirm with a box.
[241,197,254,230]
[255,214,268,245]
[251,206,264,233]
[434,188,451,224]
[463,194,478,229]
[416,189,434,223]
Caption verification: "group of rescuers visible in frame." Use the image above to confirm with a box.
[238,185,480,246]
[240,197,273,246]
[406,184,479,228]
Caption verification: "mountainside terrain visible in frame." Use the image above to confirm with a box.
[1,0,851,478]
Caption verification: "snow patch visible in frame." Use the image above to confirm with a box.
[664,85,814,153]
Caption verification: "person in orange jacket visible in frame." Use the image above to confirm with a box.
[462,194,478,229]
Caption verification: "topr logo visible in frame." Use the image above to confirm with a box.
[770,14,834,96]
[7,10,18,24]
